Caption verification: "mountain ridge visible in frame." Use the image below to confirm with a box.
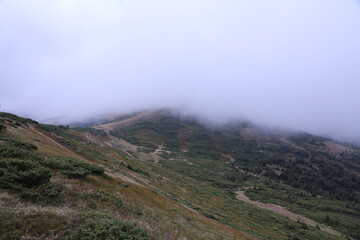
[0,111,359,239]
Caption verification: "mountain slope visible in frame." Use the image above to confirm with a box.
[96,109,360,201]
[0,111,359,239]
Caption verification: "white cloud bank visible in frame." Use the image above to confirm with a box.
[1,0,360,141]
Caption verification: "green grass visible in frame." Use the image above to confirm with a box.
[0,210,67,240]
[79,190,123,209]
[0,136,42,160]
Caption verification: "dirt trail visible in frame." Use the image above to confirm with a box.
[93,129,139,160]
[235,190,342,237]
[105,130,138,152]
[84,132,98,145]
[221,153,235,162]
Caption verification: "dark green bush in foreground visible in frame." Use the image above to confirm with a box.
[41,156,104,178]
[65,212,148,240]
[5,139,37,151]
[20,182,62,203]
[0,138,40,160]
[0,159,61,203]
[0,159,50,189]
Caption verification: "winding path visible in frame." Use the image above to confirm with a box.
[235,189,342,237]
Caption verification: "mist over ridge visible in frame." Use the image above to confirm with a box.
[1,0,360,143]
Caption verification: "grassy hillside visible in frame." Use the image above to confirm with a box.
[0,111,359,239]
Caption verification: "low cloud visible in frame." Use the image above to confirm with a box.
[1,0,360,142]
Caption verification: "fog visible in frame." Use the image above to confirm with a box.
[1,0,360,142]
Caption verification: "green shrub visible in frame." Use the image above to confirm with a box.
[0,138,40,160]
[0,159,62,203]
[63,167,90,178]
[6,139,37,151]
[83,163,104,174]
[0,159,51,189]
[65,213,148,240]
[19,182,62,203]
[37,182,62,201]
[0,145,35,159]
[41,156,104,178]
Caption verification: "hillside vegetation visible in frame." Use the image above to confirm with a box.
[0,110,359,239]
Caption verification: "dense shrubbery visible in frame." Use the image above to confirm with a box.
[0,159,51,189]
[0,137,40,160]
[0,137,103,202]
[0,136,63,203]
[41,156,104,178]
[65,212,148,240]
[278,161,360,202]
[0,159,61,203]
[0,144,38,160]
[20,182,62,203]
[4,138,37,151]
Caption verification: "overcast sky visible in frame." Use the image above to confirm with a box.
[1,0,360,142]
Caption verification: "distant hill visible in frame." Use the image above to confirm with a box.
[95,109,360,202]
[0,110,359,239]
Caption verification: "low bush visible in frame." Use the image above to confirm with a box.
[65,212,148,240]
[37,182,62,200]
[63,167,90,178]
[0,138,40,160]
[0,159,61,203]
[0,159,51,189]
[5,139,37,151]
[41,156,104,178]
